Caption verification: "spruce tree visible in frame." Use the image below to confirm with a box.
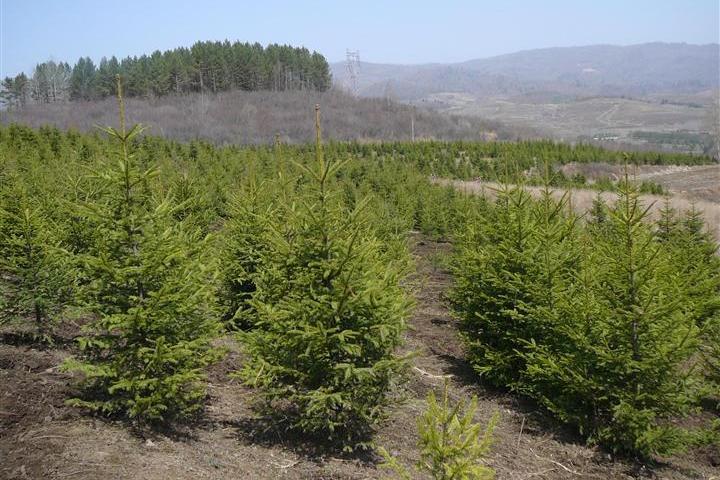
[671,206,720,394]
[217,178,278,327]
[587,193,610,234]
[705,320,720,393]
[0,185,71,339]
[380,380,498,480]
[450,175,579,388]
[654,199,679,243]
[450,185,534,387]
[62,77,222,422]
[521,179,703,456]
[655,203,720,328]
[236,106,411,448]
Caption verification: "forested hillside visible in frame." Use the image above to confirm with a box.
[1,40,331,106]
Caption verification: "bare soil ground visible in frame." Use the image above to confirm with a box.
[1,236,719,479]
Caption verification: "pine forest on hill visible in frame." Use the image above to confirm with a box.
[1,40,331,107]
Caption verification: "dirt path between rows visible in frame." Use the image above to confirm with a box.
[1,235,718,479]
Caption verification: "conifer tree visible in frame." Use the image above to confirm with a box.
[450,185,535,387]
[521,179,703,456]
[0,184,71,339]
[654,199,679,243]
[236,106,411,448]
[168,172,215,233]
[69,57,98,100]
[655,203,720,328]
[587,193,610,233]
[217,178,279,327]
[450,171,579,388]
[62,77,222,422]
[704,320,720,391]
[667,205,720,394]
[380,380,498,480]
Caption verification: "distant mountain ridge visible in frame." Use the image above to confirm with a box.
[331,43,720,99]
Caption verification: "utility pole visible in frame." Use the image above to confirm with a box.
[411,105,416,142]
[345,49,360,96]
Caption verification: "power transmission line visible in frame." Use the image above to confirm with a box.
[345,49,360,96]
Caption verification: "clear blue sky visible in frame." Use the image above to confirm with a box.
[1,0,718,78]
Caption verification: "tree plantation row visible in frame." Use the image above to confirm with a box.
[1,104,718,471]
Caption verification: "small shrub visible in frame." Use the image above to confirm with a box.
[380,380,498,480]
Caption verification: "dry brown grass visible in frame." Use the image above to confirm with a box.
[435,178,720,240]
[559,163,720,202]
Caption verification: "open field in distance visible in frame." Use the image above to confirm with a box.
[436,163,720,240]
[425,91,718,153]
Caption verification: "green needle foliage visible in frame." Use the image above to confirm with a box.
[450,174,579,388]
[0,189,72,339]
[380,380,498,480]
[217,179,278,328]
[520,180,704,456]
[62,77,223,422]
[655,203,720,395]
[450,167,718,456]
[675,207,720,329]
[587,193,610,235]
[236,106,411,449]
[705,322,720,394]
[2,96,718,455]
